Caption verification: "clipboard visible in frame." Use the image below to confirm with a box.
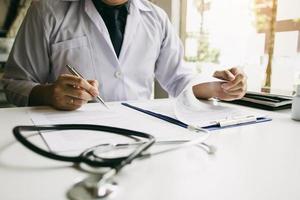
[122,103,272,131]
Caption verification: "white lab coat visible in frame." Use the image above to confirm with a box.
[2,0,201,106]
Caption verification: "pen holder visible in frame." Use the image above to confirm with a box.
[291,85,300,121]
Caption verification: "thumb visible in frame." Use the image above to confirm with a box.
[213,70,235,81]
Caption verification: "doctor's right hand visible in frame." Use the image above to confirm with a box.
[49,74,99,110]
[29,74,99,110]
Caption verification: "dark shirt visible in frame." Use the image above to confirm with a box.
[92,0,130,57]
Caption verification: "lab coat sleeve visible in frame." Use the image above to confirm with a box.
[154,12,197,98]
[1,2,51,106]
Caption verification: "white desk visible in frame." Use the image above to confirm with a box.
[0,99,300,200]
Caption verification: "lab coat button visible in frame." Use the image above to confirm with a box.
[114,71,122,79]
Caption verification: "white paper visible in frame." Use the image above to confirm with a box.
[29,102,201,153]
[30,104,134,152]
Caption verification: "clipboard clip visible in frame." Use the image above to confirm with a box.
[216,115,257,127]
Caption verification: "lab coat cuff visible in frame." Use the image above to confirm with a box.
[4,81,40,107]
[189,74,222,86]
[178,74,222,98]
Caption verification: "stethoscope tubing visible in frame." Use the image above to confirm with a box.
[13,124,155,167]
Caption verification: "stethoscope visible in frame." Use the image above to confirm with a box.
[13,124,213,199]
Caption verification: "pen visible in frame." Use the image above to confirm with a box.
[65,64,109,109]
[217,115,257,127]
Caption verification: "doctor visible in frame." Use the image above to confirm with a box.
[2,0,247,110]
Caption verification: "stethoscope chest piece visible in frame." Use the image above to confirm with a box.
[67,176,118,200]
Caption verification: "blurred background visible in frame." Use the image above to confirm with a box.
[0,0,299,107]
[178,0,300,95]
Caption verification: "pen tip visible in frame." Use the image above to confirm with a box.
[102,103,110,109]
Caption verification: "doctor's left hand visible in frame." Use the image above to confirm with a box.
[193,67,247,101]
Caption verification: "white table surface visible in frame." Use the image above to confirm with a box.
[0,99,299,200]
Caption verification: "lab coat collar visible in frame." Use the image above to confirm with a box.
[133,0,152,12]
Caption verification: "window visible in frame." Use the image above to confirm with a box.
[181,0,300,94]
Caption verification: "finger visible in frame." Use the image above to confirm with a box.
[213,70,235,81]
[225,81,245,92]
[224,87,245,96]
[88,80,99,88]
[58,74,98,96]
[87,80,99,96]
[229,67,241,76]
[221,83,247,99]
[51,96,81,111]
[64,85,94,101]
[221,73,245,91]
[66,96,88,107]
[211,84,239,101]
